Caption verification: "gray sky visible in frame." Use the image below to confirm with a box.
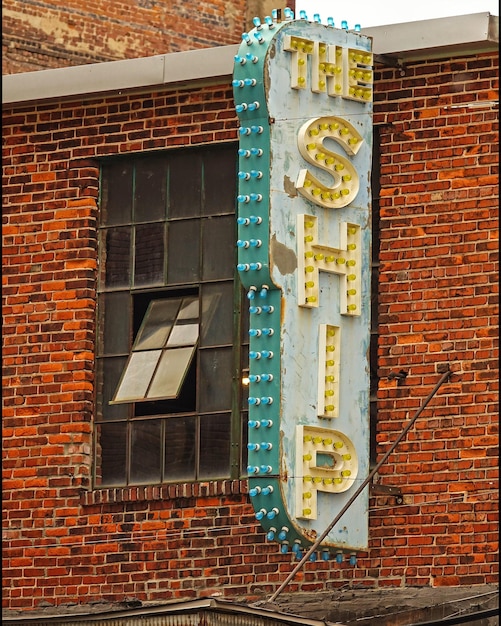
[294,0,498,28]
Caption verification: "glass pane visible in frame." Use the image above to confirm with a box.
[98,292,131,356]
[164,416,196,481]
[134,299,181,350]
[167,323,198,347]
[100,161,133,226]
[130,420,162,484]
[103,227,131,289]
[178,297,199,321]
[113,350,162,402]
[97,422,127,486]
[203,148,237,215]
[199,347,233,412]
[168,152,202,218]
[96,356,130,421]
[200,282,233,347]
[199,414,231,478]
[134,223,165,287]
[241,411,249,475]
[147,346,195,399]
[167,220,200,284]
[134,158,167,222]
[202,215,235,281]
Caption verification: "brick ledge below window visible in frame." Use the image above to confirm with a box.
[80,479,249,506]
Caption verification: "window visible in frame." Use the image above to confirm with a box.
[95,145,249,487]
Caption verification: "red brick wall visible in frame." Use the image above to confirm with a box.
[2,52,499,611]
[2,0,247,74]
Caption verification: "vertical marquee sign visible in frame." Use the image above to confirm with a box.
[233,11,372,560]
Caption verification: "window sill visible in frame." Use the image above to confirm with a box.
[80,479,249,506]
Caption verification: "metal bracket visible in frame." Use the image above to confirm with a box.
[370,483,404,504]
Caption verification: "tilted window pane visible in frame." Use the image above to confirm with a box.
[164,416,196,481]
[134,158,167,223]
[200,282,233,347]
[103,227,131,289]
[134,299,181,350]
[199,414,231,479]
[130,420,162,484]
[134,223,165,287]
[97,422,127,486]
[178,297,199,320]
[202,215,235,281]
[100,161,133,226]
[113,350,162,402]
[168,152,202,219]
[167,220,200,284]
[147,346,196,399]
[199,347,233,412]
[167,323,198,347]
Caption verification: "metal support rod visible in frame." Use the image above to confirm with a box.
[267,367,453,604]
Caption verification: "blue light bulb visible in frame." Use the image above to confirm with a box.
[327,17,334,27]
[242,32,252,44]
[299,10,307,19]
[321,550,330,561]
[350,554,357,566]
[336,552,343,563]
[267,529,275,541]
[309,551,317,562]
[280,543,289,553]
[341,20,348,30]
[253,16,262,29]
[354,24,361,31]
[278,527,289,541]
[313,13,321,23]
